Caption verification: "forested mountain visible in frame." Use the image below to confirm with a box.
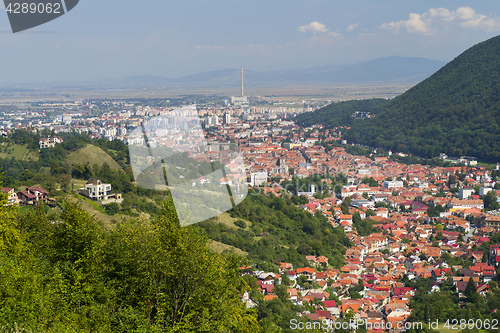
[200,190,350,270]
[297,35,500,161]
[295,98,390,128]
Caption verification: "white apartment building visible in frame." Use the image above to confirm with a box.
[84,179,112,201]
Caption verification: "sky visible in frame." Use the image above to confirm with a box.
[2,0,500,83]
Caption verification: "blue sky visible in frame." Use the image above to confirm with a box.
[2,0,500,83]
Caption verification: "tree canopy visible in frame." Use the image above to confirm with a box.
[0,187,260,332]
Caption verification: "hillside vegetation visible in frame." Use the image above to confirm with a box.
[0,193,259,332]
[297,35,500,161]
[199,190,350,271]
[67,144,122,170]
[0,143,38,161]
[295,98,390,128]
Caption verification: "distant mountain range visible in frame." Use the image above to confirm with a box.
[78,56,445,89]
[296,35,500,162]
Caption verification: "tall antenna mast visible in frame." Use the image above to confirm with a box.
[241,66,244,97]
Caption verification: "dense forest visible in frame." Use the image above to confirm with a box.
[199,189,350,271]
[295,34,500,162]
[294,98,389,129]
[0,187,265,332]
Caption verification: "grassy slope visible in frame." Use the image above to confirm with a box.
[68,193,247,255]
[208,240,248,257]
[66,144,122,170]
[214,212,251,229]
[65,194,124,228]
[0,143,38,161]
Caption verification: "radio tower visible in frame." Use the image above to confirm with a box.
[241,66,244,97]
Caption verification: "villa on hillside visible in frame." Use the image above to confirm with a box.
[1,187,19,206]
[18,187,48,205]
[39,136,63,149]
[78,179,122,204]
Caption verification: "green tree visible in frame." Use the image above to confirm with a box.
[482,251,488,263]
[464,278,479,303]
[484,190,499,211]
[0,181,20,253]
[109,198,259,331]
[59,174,71,192]
[104,202,120,215]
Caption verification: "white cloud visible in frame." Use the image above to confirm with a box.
[380,6,500,35]
[346,23,359,32]
[297,21,329,34]
[455,7,478,21]
[381,12,432,35]
[428,8,453,21]
[406,13,431,34]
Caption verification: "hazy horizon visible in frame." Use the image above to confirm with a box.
[1,1,500,83]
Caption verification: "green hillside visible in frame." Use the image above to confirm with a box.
[67,144,122,170]
[298,35,500,161]
[295,98,390,128]
[0,143,38,161]
[199,190,350,270]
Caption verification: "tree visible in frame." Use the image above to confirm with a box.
[71,163,84,179]
[361,177,378,187]
[297,275,308,288]
[104,202,120,215]
[281,273,291,286]
[341,198,351,214]
[365,209,376,217]
[484,190,499,211]
[120,198,258,331]
[482,251,488,263]
[464,278,479,303]
[20,169,33,182]
[60,174,71,192]
[9,193,262,331]
[0,181,20,253]
[334,184,343,195]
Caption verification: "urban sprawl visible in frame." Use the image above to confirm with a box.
[1,99,500,332]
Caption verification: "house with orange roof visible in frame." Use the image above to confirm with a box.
[325,269,340,279]
[264,294,278,301]
[279,262,293,272]
[338,214,353,224]
[287,288,299,302]
[341,303,360,315]
[341,264,361,276]
[296,267,316,282]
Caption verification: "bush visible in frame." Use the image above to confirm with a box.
[234,219,246,228]
[104,202,120,215]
